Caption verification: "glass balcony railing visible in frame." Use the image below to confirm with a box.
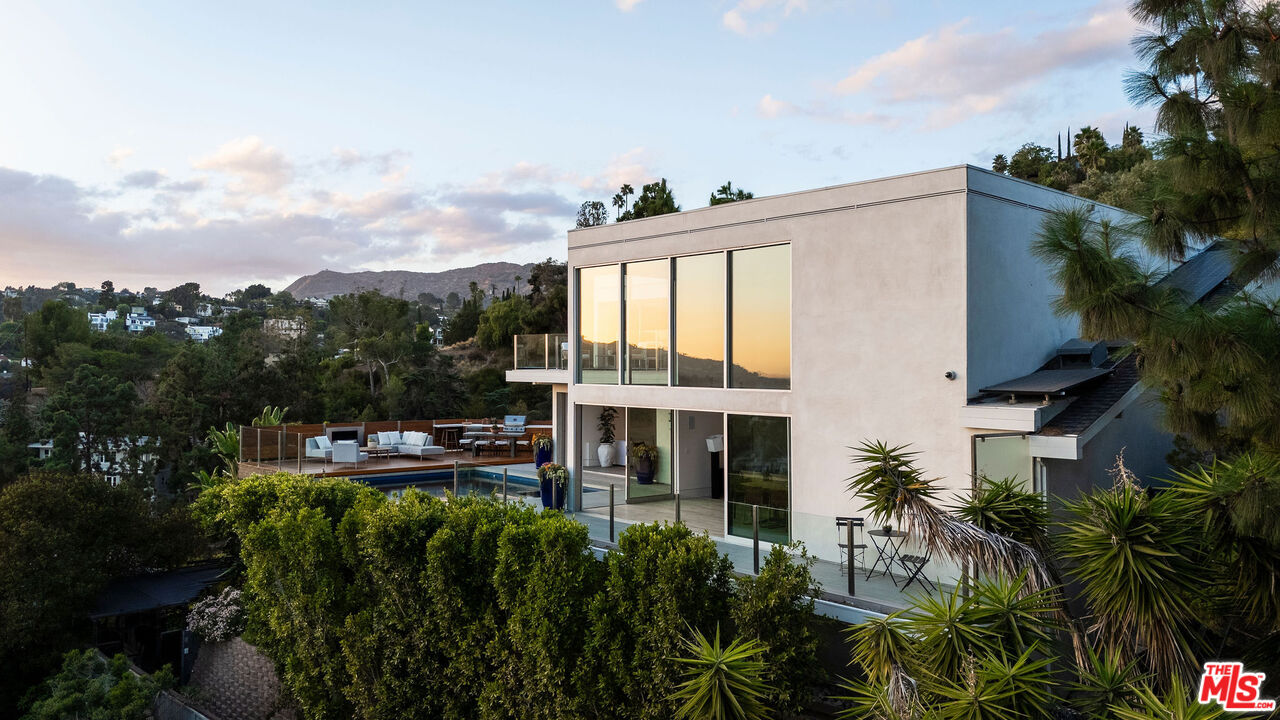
[514,333,569,370]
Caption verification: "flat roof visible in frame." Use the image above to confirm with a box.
[978,367,1112,396]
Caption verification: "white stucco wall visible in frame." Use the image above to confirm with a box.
[561,165,1167,576]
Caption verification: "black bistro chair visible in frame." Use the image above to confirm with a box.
[835,516,867,576]
[897,546,936,593]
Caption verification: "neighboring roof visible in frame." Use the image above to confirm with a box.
[978,367,1112,396]
[1153,241,1235,304]
[1038,355,1141,436]
[91,564,228,619]
[1009,240,1237,440]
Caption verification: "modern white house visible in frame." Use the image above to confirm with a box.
[87,310,117,332]
[186,325,223,343]
[508,165,1233,581]
[125,313,156,333]
[28,434,158,487]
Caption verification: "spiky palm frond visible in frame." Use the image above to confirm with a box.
[670,626,773,720]
[925,649,1055,720]
[1070,647,1148,719]
[951,477,1049,551]
[1057,463,1204,685]
[969,572,1061,658]
[847,441,1054,595]
[1108,675,1230,720]
[1169,453,1280,627]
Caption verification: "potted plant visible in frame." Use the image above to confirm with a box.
[538,462,569,510]
[597,407,617,467]
[532,434,553,468]
[629,441,660,484]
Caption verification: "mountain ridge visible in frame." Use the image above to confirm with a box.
[284,262,537,301]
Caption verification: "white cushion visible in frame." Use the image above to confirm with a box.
[315,436,331,450]
[404,431,422,446]
[378,431,397,446]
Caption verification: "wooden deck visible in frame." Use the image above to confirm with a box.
[238,448,538,479]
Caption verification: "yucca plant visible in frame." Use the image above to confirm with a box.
[843,614,920,720]
[1169,453,1280,628]
[1057,463,1204,686]
[952,477,1049,552]
[1107,675,1230,720]
[670,626,773,720]
[847,441,1054,597]
[1069,647,1147,719]
[926,649,1055,720]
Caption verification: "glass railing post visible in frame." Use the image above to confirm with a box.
[502,468,508,504]
[609,484,615,542]
[513,335,518,370]
[752,504,760,574]
[544,333,549,370]
[675,492,681,524]
[453,460,459,497]
[256,428,261,465]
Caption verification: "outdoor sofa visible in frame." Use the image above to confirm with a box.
[374,430,446,458]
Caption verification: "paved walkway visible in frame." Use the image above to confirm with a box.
[186,638,295,720]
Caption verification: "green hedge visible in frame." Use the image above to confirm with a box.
[195,473,822,720]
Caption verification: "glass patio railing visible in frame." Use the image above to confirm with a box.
[513,333,569,370]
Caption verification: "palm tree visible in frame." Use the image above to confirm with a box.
[709,182,754,206]
[1073,126,1108,175]
[670,626,772,720]
[846,441,1055,594]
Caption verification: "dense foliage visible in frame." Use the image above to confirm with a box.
[0,473,201,711]
[193,473,824,720]
[840,443,1280,718]
[21,650,174,720]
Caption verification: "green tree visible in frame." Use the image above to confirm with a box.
[991,153,1009,174]
[621,179,680,221]
[442,282,486,344]
[576,200,609,228]
[1073,126,1108,175]
[445,291,462,309]
[163,282,202,314]
[0,473,200,710]
[708,182,754,206]
[41,365,146,481]
[1,295,24,323]
[21,650,174,720]
[97,280,115,308]
[1008,143,1054,181]
[0,392,35,486]
[328,291,412,397]
[475,294,532,350]
[23,301,91,376]
[612,182,635,220]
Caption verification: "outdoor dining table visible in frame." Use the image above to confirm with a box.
[463,426,525,458]
[865,528,908,580]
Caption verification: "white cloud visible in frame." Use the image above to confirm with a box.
[832,1,1137,128]
[193,136,294,198]
[105,146,135,167]
[723,0,808,36]
[0,145,633,293]
[615,0,643,11]
[756,93,895,126]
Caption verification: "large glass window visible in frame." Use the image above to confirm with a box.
[579,265,620,384]
[729,245,790,389]
[626,407,674,501]
[726,414,790,543]
[624,260,669,385]
[674,253,725,387]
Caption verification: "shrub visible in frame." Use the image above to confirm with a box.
[732,544,822,716]
[187,587,245,642]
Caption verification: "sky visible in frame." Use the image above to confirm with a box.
[0,0,1151,297]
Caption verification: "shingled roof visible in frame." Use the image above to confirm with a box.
[1033,242,1236,438]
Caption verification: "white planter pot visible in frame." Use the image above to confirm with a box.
[597,442,616,467]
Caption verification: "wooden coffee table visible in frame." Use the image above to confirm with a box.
[362,445,396,462]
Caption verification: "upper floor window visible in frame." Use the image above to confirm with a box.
[730,244,790,389]
[579,264,620,384]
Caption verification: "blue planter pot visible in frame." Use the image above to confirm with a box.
[635,459,655,485]
[540,477,565,510]
[535,446,552,468]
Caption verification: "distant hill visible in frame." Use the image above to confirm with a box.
[283,262,538,301]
